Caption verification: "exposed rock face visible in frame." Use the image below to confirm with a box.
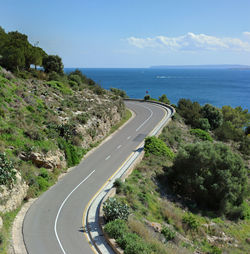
[77,105,122,149]
[145,220,162,233]
[0,171,28,213]
[20,150,66,170]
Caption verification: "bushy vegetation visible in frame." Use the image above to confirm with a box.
[190,128,213,141]
[144,136,174,159]
[161,226,176,241]
[0,152,16,187]
[167,142,247,218]
[103,198,130,222]
[110,87,128,98]
[158,94,170,104]
[104,219,128,239]
[110,110,250,254]
[104,219,155,254]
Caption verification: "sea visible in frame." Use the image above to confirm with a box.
[65,68,250,110]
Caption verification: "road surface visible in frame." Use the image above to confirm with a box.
[23,101,169,254]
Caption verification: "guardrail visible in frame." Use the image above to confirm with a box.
[123,98,176,116]
[85,99,175,253]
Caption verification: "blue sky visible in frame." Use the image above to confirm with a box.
[1,0,250,67]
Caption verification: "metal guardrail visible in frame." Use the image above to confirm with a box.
[123,98,176,116]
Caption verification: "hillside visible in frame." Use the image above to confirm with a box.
[0,66,127,252]
[103,98,250,254]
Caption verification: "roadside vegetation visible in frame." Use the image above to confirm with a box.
[0,26,130,253]
[103,97,250,254]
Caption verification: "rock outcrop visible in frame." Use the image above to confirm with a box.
[20,150,66,170]
[0,171,28,213]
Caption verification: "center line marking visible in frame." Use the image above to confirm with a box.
[54,170,95,254]
[136,104,153,132]
[127,136,131,140]
[117,145,122,149]
[105,155,111,160]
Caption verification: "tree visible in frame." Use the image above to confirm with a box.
[159,94,170,104]
[177,98,202,127]
[215,106,249,141]
[42,55,64,74]
[166,142,247,218]
[201,104,223,130]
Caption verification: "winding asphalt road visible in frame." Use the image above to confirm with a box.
[23,101,169,254]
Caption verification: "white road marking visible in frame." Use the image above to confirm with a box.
[105,155,111,160]
[127,136,131,140]
[54,170,95,254]
[136,104,153,132]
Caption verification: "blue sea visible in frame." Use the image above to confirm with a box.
[65,68,250,110]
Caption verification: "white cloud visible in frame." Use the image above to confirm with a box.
[126,32,250,52]
[243,31,250,38]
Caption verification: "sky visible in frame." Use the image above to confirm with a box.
[1,0,250,68]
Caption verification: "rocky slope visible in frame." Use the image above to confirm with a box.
[0,67,125,211]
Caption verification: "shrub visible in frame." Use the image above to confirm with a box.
[113,178,124,193]
[110,87,128,98]
[0,152,16,187]
[57,138,85,167]
[103,198,130,222]
[161,226,176,241]
[182,213,200,231]
[76,113,89,124]
[215,121,244,142]
[201,104,223,130]
[124,239,150,254]
[158,94,170,104]
[68,74,82,85]
[117,232,141,249]
[144,95,150,100]
[239,136,250,155]
[167,142,247,218]
[177,98,202,127]
[144,136,174,159]
[198,118,211,131]
[190,129,213,141]
[37,176,49,191]
[104,219,128,239]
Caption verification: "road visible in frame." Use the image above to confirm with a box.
[23,101,169,254]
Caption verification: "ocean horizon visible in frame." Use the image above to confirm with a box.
[65,68,250,110]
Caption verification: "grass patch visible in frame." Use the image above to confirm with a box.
[0,207,21,253]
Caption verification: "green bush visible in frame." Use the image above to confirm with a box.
[161,226,176,241]
[144,136,174,159]
[76,113,89,124]
[57,138,85,167]
[117,232,141,249]
[201,104,223,130]
[182,213,200,231]
[103,198,130,222]
[158,94,170,104]
[0,152,16,187]
[144,95,150,100]
[177,98,202,127]
[113,178,124,193]
[190,129,213,141]
[39,168,49,180]
[239,136,250,155]
[37,176,49,191]
[198,118,211,131]
[167,142,247,218]
[124,239,150,254]
[104,219,128,239]
[110,88,128,98]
